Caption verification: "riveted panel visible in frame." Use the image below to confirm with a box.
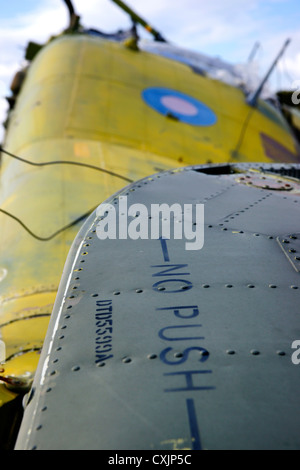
[277,233,300,273]
[15,164,300,450]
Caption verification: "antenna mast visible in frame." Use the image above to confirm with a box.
[63,0,80,31]
[110,0,167,42]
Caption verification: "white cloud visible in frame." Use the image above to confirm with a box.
[283,53,300,82]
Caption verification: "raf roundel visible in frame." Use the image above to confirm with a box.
[142,87,217,126]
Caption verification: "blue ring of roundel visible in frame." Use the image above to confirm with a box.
[142,87,217,126]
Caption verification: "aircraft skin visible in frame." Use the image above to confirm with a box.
[0,1,300,450]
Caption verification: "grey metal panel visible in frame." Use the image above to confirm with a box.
[15,164,300,450]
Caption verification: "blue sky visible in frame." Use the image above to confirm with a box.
[1,0,299,140]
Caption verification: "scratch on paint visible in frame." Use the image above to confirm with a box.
[160,438,191,450]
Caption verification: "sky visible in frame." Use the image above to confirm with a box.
[0,0,299,141]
